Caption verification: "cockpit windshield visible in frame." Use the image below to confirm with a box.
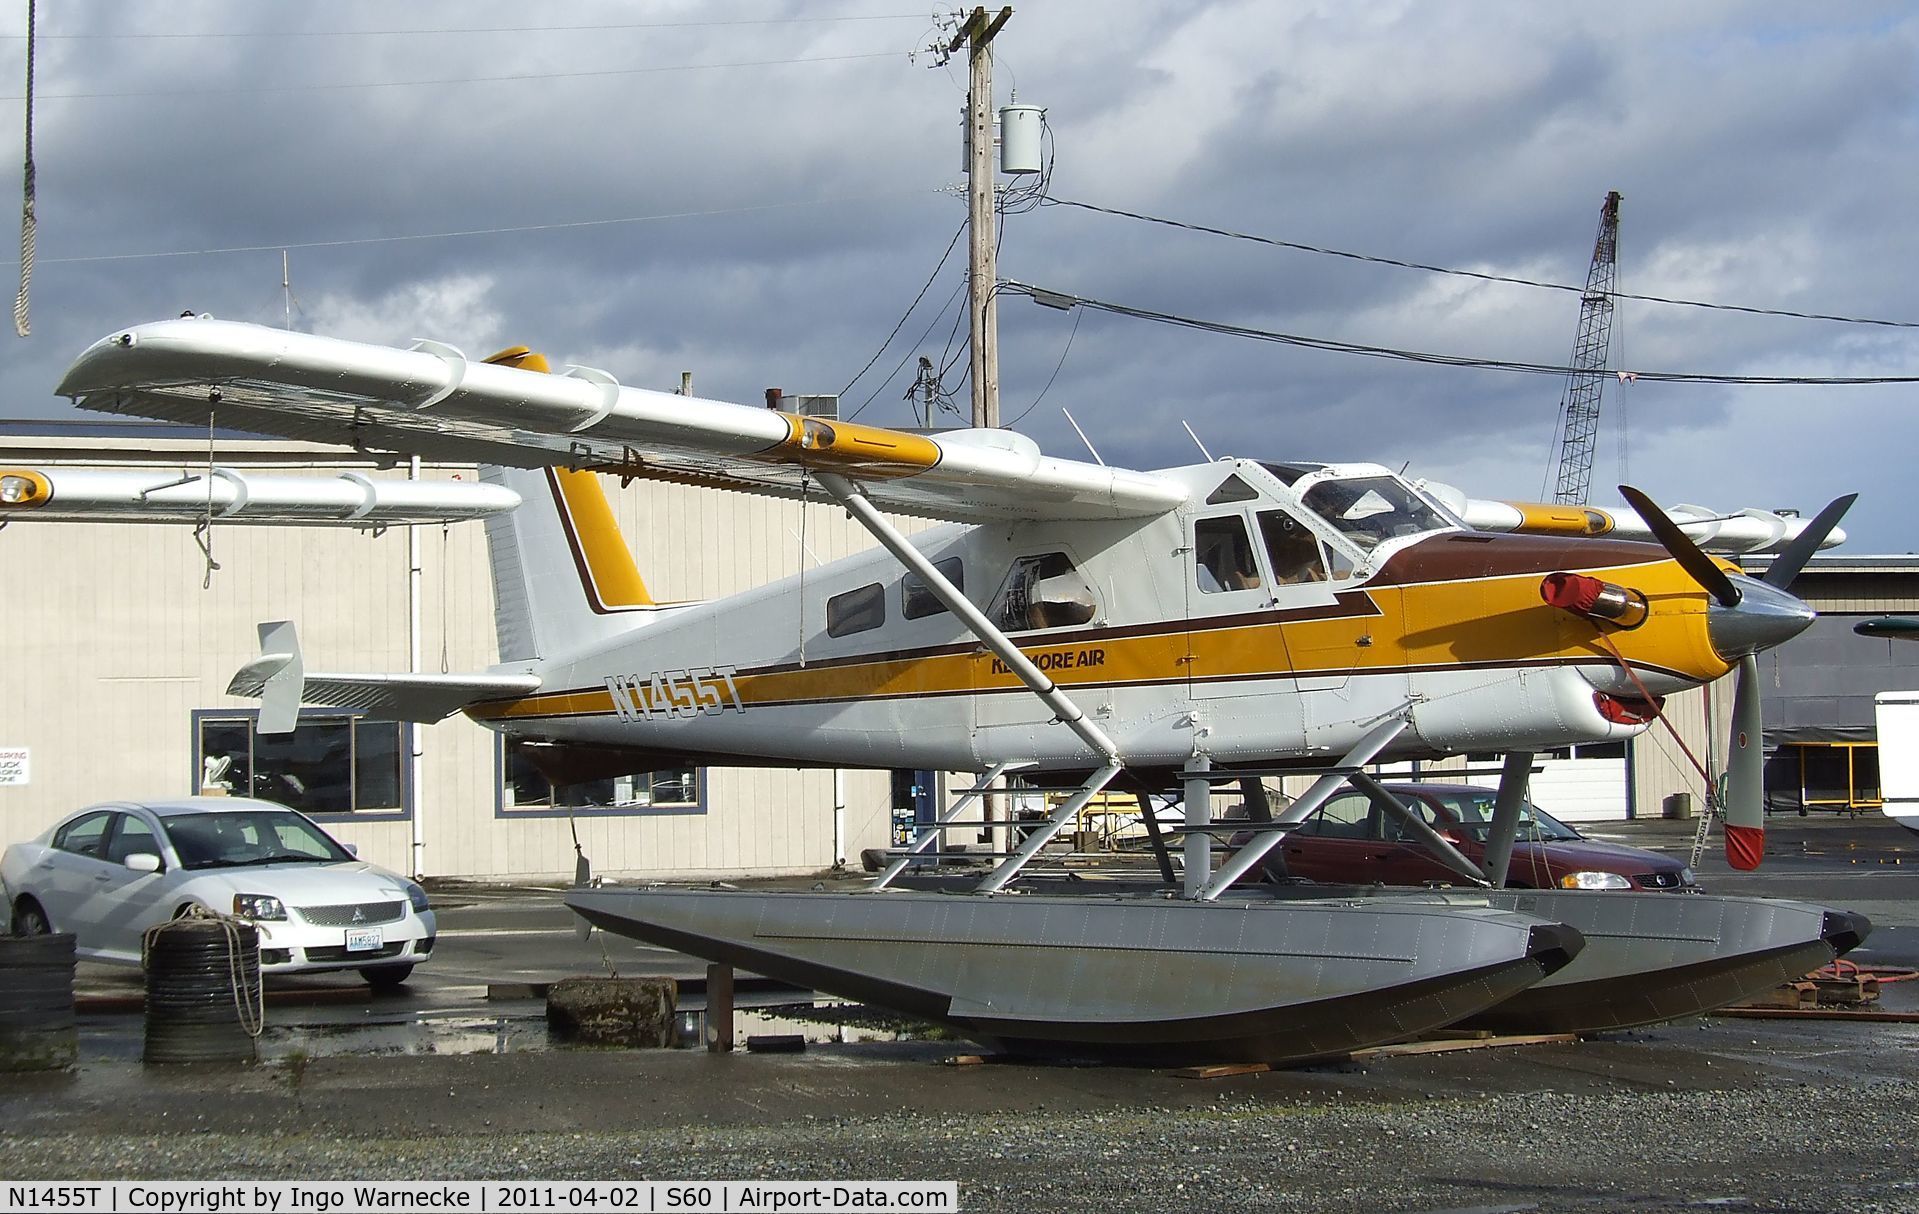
[1299,476,1450,552]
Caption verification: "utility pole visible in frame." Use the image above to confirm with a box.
[952,6,1012,428]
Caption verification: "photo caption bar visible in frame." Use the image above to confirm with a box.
[1,1182,958,1213]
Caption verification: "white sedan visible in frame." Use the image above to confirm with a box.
[2,797,435,989]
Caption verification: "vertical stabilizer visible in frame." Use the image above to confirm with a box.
[478,347,656,663]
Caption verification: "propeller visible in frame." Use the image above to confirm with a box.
[1761,493,1857,590]
[1617,485,1742,606]
[1617,485,1855,871]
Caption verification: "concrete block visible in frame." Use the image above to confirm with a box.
[545,976,678,1047]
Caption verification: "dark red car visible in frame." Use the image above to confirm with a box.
[1235,782,1695,891]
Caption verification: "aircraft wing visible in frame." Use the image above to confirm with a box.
[58,318,1188,524]
[1421,482,1848,555]
[0,464,518,526]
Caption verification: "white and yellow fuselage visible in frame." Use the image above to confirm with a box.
[465,459,1734,779]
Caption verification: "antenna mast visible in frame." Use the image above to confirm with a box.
[1550,190,1622,504]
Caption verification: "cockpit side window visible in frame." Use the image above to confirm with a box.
[1194,516,1262,594]
[1256,511,1334,584]
[1300,476,1448,552]
[989,553,1098,632]
[1205,474,1259,505]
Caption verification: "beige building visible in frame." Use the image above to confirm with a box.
[0,424,902,882]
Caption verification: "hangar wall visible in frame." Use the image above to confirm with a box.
[0,428,911,882]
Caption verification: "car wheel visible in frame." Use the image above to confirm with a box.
[361,964,414,992]
[12,898,51,936]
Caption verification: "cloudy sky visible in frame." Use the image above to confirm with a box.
[3,2,1916,548]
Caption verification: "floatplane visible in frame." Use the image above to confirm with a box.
[55,316,1869,1062]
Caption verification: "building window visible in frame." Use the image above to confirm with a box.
[827,582,886,637]
[498,738,704,817]
[193,710,405,819]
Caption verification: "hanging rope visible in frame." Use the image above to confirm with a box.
[192,409,222,588]
[14,0,36,337]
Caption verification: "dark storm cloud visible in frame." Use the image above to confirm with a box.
[4,1,1917,548]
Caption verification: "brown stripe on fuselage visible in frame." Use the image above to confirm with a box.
[1370,531,1683,585]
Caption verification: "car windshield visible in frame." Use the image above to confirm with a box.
[1300,476,1450,552]
[1416,791,1583,842]
[163,810,354,870]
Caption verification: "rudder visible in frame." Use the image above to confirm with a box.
[479,347,657,663]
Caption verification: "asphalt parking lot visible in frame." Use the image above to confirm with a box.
[5,813,1919,1213]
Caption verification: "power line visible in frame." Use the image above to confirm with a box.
[12,189,943,266]
[2,51,905,102]
[1006,305,1083,427]
[847,277,968,420]
[840,217,967,397]
[1001,280,1919,386]
[1042,196,1919,331]
[2,15,929,40]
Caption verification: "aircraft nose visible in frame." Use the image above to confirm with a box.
[1707,574,1816,661]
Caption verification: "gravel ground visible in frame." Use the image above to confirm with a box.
[7,1021,1919,1213]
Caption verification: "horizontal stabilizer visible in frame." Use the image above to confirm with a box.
[227,669,542,724]
[230,619,538,729]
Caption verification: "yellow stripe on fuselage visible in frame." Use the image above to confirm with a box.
[466,554,1728,722]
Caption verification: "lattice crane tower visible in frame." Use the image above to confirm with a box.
[1551,190,1623,504]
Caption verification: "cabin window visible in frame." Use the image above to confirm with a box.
[1194,515,1262,594]
[1300,476,1448,552]
[193,710,406,818]
[902,557,964,620]
[1255,511,1331,584]
[989,553,1097,631]
[1205,474,1258,505]
[827,582,887,637]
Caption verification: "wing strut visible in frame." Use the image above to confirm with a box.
[1482,751,1535,887]
[814,472,1122,763]
[1197,715,1409,900]
[1351,772,1490,887]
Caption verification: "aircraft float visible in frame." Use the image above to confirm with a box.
[51,315,1870,1062]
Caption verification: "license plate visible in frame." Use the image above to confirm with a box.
[345,927,383,953]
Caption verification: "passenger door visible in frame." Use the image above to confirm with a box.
[1279,791,1383,883]
[1372,794,1463,885]
[33,809,115,935]
[71,812,173,963]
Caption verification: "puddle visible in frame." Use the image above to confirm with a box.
[77,996,940,1063]
[256,1014,553,1059]
[707,999,946,1047]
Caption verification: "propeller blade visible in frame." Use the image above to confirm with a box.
[1723,653,1765,871]
[1761,493,1856,590]
[1618,485,1742,608]
[572,851,595,940]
